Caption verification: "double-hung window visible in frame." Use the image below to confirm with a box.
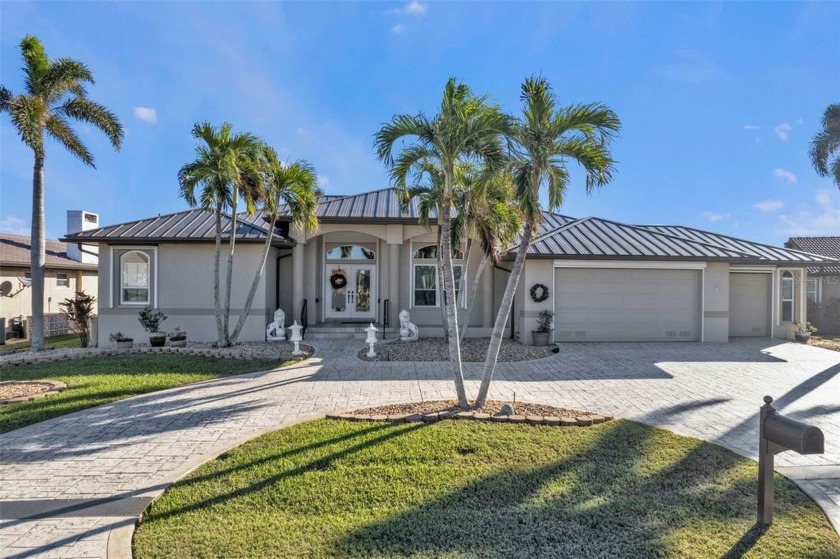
[56,273,69,287]
[806,278,819,303]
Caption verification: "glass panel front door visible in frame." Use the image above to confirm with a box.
[325,265,375,320]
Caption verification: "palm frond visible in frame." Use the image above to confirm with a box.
[45,114,93,166]
[57,97,123,150]
[6,93,46,157]
[20,36,49,96]
[41,58,94,100]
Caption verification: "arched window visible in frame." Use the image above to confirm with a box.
[781,271,794,323]
[325,245,375,260]
[121,251,150,304]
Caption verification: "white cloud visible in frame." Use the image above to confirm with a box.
[779,188,840,235]
[391,23,407,34]
[702,211,730,222]
[773,168,797,184]
[0,215,29,236]
[743,124,760,130]
[774,122,792,140]
[754,199,784,213]
[133,106,158,124]
[317,176,330,189]
[387,1,427,16]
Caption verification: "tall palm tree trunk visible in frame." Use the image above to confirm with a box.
[436,225,448,337]
[29,156,46,352]
[213,202,225,347]
[223,192,238,346]
[475,221,532,407]
[230,220,275,343]
[440,175,468,408]
[460,255,489,342]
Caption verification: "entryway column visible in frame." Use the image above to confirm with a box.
[292,241,305,323]
[388,243,400,329]
[482,260,494,328]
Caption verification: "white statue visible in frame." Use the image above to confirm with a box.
[399,309,419,341]
[266,308,286,341]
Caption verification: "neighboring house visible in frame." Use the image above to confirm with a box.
[63,188,835,346]
[1,215,100,337]
[784,236,840,335]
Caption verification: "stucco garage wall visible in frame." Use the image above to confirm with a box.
[98,243,272,345]
[703,263,729,342]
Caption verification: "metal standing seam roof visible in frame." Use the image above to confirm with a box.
[638,225,836,265]
[784,236,840,275]
[520,217,751,260]
[61,208,294,245]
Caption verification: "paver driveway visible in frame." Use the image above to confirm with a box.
[1,338,839,558]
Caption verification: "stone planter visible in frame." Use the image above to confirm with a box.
[794,331,811,344]
[115,340,134,349]
[169,338,187,348]
[149,332,167,347]
[532,331,550,347]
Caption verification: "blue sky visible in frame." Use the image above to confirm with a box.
[1,1,838,246]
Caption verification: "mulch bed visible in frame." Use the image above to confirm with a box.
[810,338,840,352]
[0,380,66,404]
[352,400,594,418]
[359,337,558,362]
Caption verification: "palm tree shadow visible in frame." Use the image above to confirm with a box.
[335,421,823,558]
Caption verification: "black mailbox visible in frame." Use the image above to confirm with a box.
[757,395,825,525]
[763,414,824,455]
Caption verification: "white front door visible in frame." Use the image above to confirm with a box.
[325,265,376,321]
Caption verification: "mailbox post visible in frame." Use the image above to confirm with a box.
[757,395,824,525]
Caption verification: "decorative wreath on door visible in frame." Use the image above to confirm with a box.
[530,283,549,303]
[329,271,348,290]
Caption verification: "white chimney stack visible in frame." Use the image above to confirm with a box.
[66,210,99,264]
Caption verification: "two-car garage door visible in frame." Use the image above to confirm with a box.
[554,268,701,342]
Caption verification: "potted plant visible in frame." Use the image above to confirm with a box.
[110,332,133,349]
[532,309,554,347]
[168,327,188,348]
[139,306,168,347]
[795,321,817,344]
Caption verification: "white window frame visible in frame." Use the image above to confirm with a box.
[56,273,69,287]
[781,271,794,323]
[119,250,152,306]
[409,241,466,309]
[806,277,820,304]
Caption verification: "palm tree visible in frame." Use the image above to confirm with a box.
[0,35,123,352]
[375,78,508,408]
[454,169,521,341]
[809,104,840,189]
[475,77,620,407]
[229,146,319,343]
[399,159,453,336]
[178,122,262,347]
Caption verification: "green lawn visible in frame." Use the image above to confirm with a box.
[0,354,289,433]
[0,334,81,352]
[133,419,840,559]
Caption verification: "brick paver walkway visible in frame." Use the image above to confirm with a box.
[1,338,839,557]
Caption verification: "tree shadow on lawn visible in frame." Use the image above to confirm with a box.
[336,421,839,558]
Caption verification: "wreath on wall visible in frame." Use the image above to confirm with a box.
[530,283,549,303]
[329,271,348,290]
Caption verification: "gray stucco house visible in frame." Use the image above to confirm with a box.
[62,188,835,346]
[785,236,840,335]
